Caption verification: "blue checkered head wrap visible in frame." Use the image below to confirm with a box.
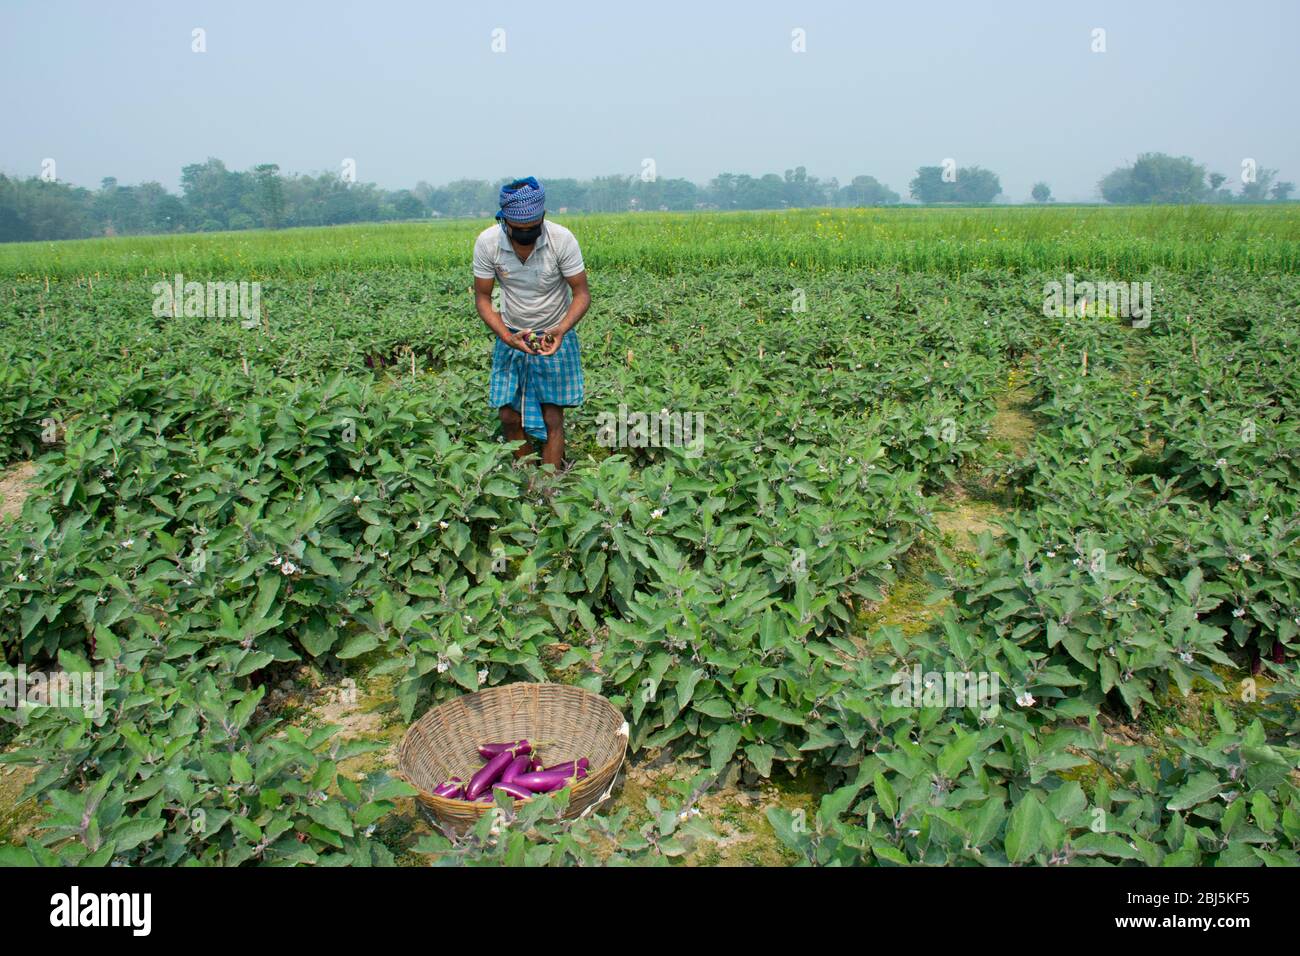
[496,177,546,224]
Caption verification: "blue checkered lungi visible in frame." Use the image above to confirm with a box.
[489,329,584,442]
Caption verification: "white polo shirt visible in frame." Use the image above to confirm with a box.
[472,220,585,333]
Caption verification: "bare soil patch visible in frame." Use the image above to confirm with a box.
[0,759,40,847]
[935,484,1006,552]
[0,461,37,522]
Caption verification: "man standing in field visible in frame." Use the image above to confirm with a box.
[473,177,590,468]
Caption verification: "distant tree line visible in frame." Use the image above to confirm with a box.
[1098,153,1294,204]
[0,160,903,242]
[908,165,1004,203]
[0,153,1290,243]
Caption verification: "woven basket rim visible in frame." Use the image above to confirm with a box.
[397,682,627,810]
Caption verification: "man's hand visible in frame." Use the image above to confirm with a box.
[534,330,563,356]
[503,329,539,354]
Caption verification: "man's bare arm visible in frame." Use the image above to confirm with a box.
[557,271,591,335]
[474,276,536,354]
[535,271,590,355]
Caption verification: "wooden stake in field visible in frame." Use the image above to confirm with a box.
[1081,349,1088,377]
[626,348,634,367]
[1191,334,1198,362]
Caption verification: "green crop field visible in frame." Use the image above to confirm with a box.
[4,205,1299,278]
[2,205,1299,866]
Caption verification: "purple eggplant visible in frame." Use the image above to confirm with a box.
[432,777,464,799]
[492,781,536,801]
[500,754,532,785]
[466,745,526,800]
[477,739,531,760]
[541,758,590,776]
[511,769,587,793]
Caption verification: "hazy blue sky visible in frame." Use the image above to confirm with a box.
[2,0,1296,202]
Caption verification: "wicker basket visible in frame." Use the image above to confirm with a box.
[397,682,628,835]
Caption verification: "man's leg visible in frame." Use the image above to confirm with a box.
[540,403,565,468]
[499,405,533,461]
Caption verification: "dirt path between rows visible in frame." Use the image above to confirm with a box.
[0,461,36,522]
[0,761,40,848]
[865,365,1039,635]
